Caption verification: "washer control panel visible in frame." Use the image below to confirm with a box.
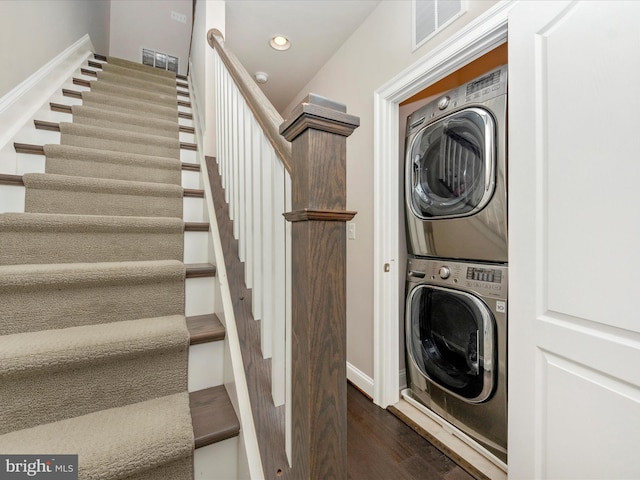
[407,257,508,298]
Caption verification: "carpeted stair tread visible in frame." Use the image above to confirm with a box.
[0,260,185,335]
[43,144,182,184]
[89,80,178,108]
[71,105,180,139]
[0,392,194,480]
[107,55,177,80]
[23,172,183,217]
[3,52,198,480]
[0,212,184,264]
[96,70,179,97]
[81,91,178,121]
[59,122,180,159]
[0,316,189,434]
[102,63,177,87]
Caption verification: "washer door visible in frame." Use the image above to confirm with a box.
[407,284,496,403]
[406,107,496,219]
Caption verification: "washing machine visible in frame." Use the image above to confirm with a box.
[404,65,508,263]
[405,256,507,464]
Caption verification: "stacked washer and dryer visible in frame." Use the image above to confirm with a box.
[403,65,508,465]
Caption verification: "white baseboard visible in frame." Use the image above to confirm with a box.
[347,362,407,401]
[346,362,374,398]
[0,34,94,154]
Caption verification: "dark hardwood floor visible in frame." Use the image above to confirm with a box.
[347,384,474,480]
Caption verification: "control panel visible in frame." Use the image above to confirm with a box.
[405,65,507,135]
[407,257,507,298]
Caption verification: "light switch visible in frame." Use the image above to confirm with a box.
[347,222,356,240]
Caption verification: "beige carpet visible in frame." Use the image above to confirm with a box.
[0,55,194,479]
[43,144,182,184]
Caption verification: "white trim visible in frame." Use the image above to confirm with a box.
[191,78,265,480]
[347,362,374,398]
[0,34,94,153]
[372,0,515,408]
[188,59,206,140]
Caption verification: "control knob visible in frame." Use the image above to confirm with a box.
[438,96,450,110]
[438,266,451,279]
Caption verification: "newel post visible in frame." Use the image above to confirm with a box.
[280,94,359,479]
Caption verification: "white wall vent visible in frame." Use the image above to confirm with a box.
[412,0,466,51]
[142,48,179,73]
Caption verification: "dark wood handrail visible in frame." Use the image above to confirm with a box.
[207,28,292,173]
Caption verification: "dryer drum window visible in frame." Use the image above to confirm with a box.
[407,285,496,403]
[408,107,496,219]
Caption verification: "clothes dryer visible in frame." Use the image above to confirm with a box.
[405,65,507,263]
[405,256,508,464]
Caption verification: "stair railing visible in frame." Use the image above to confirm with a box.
[207,28,359,479]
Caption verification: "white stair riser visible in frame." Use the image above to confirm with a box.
[189,341,224,392]
[184,231,209,264]
[185,276,216,317]
[194,437,239,480]
[179,131,195,143]
[183,196,204,222]
[0,185,25,213]
[180,148,196,163]
[182,170,201,189]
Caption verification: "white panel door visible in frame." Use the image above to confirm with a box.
[508,1,640,478]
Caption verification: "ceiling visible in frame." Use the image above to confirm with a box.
[224,0,381,113]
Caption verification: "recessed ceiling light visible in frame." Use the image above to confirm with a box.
[270,35,291,51]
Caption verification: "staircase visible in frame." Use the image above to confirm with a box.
[0,53,241,479]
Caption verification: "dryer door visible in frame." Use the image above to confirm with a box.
[406,107,496,219]
[406,284,496,403]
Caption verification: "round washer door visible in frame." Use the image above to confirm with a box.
[406,107,496,219]
[406,284,496,403]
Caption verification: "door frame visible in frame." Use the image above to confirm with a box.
[372,0,515,408]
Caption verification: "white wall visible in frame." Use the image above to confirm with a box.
[283,0,498,382]
[109,0,192,76]
[0,0,110,98]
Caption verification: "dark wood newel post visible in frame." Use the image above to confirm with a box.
[280,94,359,479]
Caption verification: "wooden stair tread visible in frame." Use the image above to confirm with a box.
[80,68,98,78]
[187,314,225,345]
[185,263,217,278]
[29,120,197,152]
[72,77,189,99]
[183,188,204,198]
[2,167,205,191]
[62,88,192,111]
[89,55,188,86]
[184,222,209,232]
[0,173,24,186]
[189,385,239,448]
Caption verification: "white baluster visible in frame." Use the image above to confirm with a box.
[271,156,286,406]
[260,135,273,360]
[237,96,246,259]
[251,116,263,321]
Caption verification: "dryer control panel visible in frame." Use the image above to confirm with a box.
[407,257,508,299]
[405,64,508,136]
